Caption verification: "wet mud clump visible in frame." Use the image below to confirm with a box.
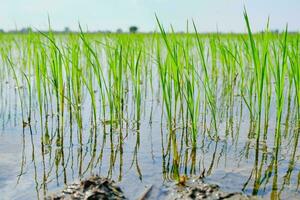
[46,175,126,200]
[166,177,258,200]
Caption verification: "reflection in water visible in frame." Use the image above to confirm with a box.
[0,85,295,200]
[7,87,299,199]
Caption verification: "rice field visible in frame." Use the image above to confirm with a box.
[0,13,299,199]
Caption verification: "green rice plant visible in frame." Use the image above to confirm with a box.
[82,64,97,128]
[61,38,75,144]
[156,16,186,131]
[289,37,300,123]
[271,26,288,149]
[263,54,272,138]
[180,38,201,147]
[128,47,142,122]
[82,43,97,129]
[21,71,32,125]
[34,40,44,129]
[109,45,124,125]
[240,36,256,126]
[209,37,219,86]
[38,27,67,146]
[79,26,108,124]
[70,43,84,144]
[6,56,26,122]
[193,21,218,136]
[183,68,201,148]
[156,37,173,131]
[244,10,268,140]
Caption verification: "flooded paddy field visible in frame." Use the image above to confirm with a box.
[0,23,299,199]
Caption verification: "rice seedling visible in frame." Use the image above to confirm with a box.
[289,37,300,123]
[272,26,288,150]
[6,55,26,123]
[193,21,218,137]
[243,10,268,140]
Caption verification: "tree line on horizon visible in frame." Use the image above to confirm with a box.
[0,26,139,34]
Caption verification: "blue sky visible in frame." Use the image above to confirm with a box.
[0,0,299,32]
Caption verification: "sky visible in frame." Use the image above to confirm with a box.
[0,0,299,33]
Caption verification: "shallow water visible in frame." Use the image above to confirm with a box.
[0,95,299,199]
[0,34,299,200]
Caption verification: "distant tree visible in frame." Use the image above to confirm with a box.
[0,29,4,33]
[20,27,32,33]
[271,29,279,34]
[116,28,123,33]
[129,26,138,33]
[64,27,70,33]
